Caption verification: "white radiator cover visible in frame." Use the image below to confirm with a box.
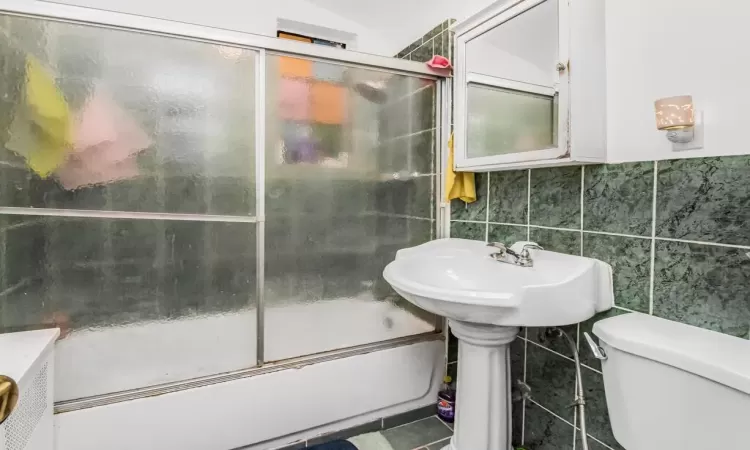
[0,329,58,450]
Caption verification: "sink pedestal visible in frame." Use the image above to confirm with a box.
[443,320,519,450]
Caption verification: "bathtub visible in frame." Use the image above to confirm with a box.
[52,296,443,450]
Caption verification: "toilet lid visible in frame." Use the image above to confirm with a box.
[593,313,750,395]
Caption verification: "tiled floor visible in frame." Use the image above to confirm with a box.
[347,416,453,450]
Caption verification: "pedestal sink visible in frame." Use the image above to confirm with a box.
[383,239,614,450]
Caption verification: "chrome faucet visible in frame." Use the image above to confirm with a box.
[487,242,544,267]
[517,243,544,267]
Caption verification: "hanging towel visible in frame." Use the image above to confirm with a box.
[445,133,476,203]
[6,56,72,177]
[70,84,151,165]
[55,85,151,190]
[56,156,140,190]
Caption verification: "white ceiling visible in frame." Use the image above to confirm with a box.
[307,0,497,55]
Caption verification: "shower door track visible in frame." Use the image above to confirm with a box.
[53,331,443,413]
[0,0,442,78]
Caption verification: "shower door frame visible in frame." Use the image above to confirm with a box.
[0,0,449,411]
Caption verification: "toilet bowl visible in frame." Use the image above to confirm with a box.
[592,313,750,450]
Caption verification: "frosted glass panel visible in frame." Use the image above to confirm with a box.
[264,55,436,361]
[0,14,256,215]
[0,215,257,400]
[467,84,556,158]
[0,14,258,401]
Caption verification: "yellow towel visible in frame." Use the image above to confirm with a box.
[445,133,476,203]
[6,56,72,177]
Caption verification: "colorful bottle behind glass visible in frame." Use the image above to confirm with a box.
[437,375,456,423]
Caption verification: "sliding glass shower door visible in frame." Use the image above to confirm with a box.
[263,56,437,361]
[0,6,440,404]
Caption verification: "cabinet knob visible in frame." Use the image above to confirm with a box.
[556,62,567,73]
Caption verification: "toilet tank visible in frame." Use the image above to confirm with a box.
[593,313,750,450]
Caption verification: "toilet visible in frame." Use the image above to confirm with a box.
[592,313,750,450]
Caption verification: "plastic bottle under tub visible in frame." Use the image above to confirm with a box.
[437,375,456,423]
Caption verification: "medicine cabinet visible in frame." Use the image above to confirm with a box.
[454,0,605,171]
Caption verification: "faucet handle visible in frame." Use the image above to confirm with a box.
[583,332,608,360]
[519,243,544,260]
[487,242,507,250]
[487,242,509,261]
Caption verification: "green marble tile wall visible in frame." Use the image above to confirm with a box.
[448,156,750,449]
[396,20,455,63]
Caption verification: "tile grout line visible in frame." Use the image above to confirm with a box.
[526,337,576,363]
[576,166,585,390]
[580,166,585,255]
[581,363,603,375]
[575,156,584,448]
[613,304,641,314]
[455,221,750,250]
[573,316,585,450]
[526,169,531,240]
[415,436,451,450]
[485,222,654,240]
[521,327,528,445]
[383,415,439,433]
[485,172,491,242]
[403,33,438,61]
[525,338,602,375]
[377,213,435,222]
[573,425,620,450]
[523,223,580,232]
[582,229,651,240]
[585,433,619,450]
[451,219,486,224]
[649,161,658,315]
[655,236,750,250]
[488,220,534,228]
[527,399,576,427]
[435,415,454,433]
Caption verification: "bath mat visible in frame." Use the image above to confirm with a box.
[306,431,396,450]
[347,432,395,450]
[307,441,358,450]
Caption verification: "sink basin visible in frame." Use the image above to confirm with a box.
[383,238,614,326]
[382,238,614,450]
